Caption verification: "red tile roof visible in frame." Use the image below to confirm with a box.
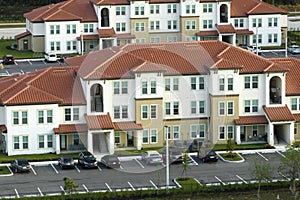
[216,24,236,34]
[76,34,99,40]
[234,115,268,125]
[0,67,86,106]
[15,31,31,40]
[235,29,254,35]
[0,125,7,133]
[98,28,116,38]
[113,122,143,131]
[116,33,136,39]
[54,124,88,134]
[85,113,114,130]
[269,58,300,96]
[196,30,218,36]
[131,61,167,73]
[91,0,129,5]
[231,0,288,17]
[294,114,300,123]
[24,0,98,22]
[263,105,295,122]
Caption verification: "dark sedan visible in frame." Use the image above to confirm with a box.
[78,151,98,168]
[58,156,75,169]
[11,159,31,173]
[200,150,219,163]
[101,154,121,168]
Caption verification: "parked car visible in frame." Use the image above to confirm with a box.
[199,150,219,163]
[247,45,261,54]
[44,52,57,62]
[58,156,75,169]
[288,45,300,54]
[141,150,163,165]
[78,151,98,168]
[101,154,121,168]
[10,159,31,173]
[161,147,183,164]
[2,54,15,65]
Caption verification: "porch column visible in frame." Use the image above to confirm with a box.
[55,134,60,154]
[232,34,236,46]
[268,123,274,146]
[136,130,142,150]
[87,131,93,154]
[108,130,114,154]
[236,125,241,144]
[289,123,295,144]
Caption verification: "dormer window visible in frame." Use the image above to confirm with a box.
[220,4,228,23]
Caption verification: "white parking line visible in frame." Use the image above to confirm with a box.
[257,152,268,161]
[105,183,112,192]
[120,165,124,170]
[271,51,279,56]
[188,155,198,166]
[236,175,247,184]
[135,158,145,168]
[14,189,20,198]
[82,184,89,192]
[128,181,135,191]
[31,166,37,175]
[50,163,59,174]
[149,180,158,189]
[60,186,66,194]
[27,60,32,65]
[37,187,43,196]
[75,165,80,173]
[215,176,225,185]
[97,166,102,171]
[278,171,290,181]
[276,151,286,158]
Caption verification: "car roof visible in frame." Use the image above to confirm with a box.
[146,150,160,154]
[81,151,92,155]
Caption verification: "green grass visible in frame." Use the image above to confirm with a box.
[0,166,11,175]
[114,147,163,156]
[219,152,243,161]
[0,39,40,59]
[213,143,273,151]
[176,177,200,190]
[0,152,79,164]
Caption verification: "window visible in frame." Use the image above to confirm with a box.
[203,4,212,12]
[22,111,27,124]
[150,5,159,14]
[253,125,258,136]
[116,6,126,15]
[219,102,225,116]
[67,25,71,34]
[142,130,149,143]
[23,136,28,149]
[199,124,205,138]
[141,105,148,119]
[165,126,171,139]
[186,4,190,14]
[50,25,54,34]
[167,4,177,13]
[121,82,128,94]
[199,101,205,114]
[39,135,44,148]
[150,105,157,119]
[190,125,197,138]
[113,82,120,94]
[252,18,257,28]
[14,136,19,149]
[186,21,190,30]
[47,135,53,148]
[122,106,128,118]
[165,78,170,91]
[274,18,278,26]
[294,123,298,134]
[114,106,120,119]
[244,76,250,89]
[165,103,171,115]
[258,18,262,27]
[203,20,213,29]
[227,101,234,115]
[191,77,196,90]
[199,77,204,89]
[38,111,44,124]
[150,129,157,143]
[227,126,234,139]
[219,126,225,140]
[151,81,156,94]
[65,108,71,121]
[142,81,147,94]
[13,112,18,125]
[173,125,180,139]
[73,108,79,121]
[173,78,179,90]
[252,100,258,112]
[191,101,197,114]
[167,20,177,30]
[219,77,225,91]
[234,19,244,28]
[190,124,205,138]
[244,100,250,113]
[116,22,126,32]
[292,98,297,110]
[115,132,120,144]
[227,77,233,91]
[135,22,145,32]
[191,4,196,13]
[173,102,179,115]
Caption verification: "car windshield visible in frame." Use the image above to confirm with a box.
[108,156,118,161]
[63,157,73,162]
[150,154,159,157]
[18,160,28,165]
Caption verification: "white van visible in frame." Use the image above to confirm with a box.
[44,52,57,62]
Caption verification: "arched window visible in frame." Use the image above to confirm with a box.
[269,76,282,104]
[220,4,228,23]
[91,84,103,112]
[101,8,109,27]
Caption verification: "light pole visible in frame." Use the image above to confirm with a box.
[81,30,84,55]
[164,126,169,189]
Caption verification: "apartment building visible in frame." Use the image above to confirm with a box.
[15,0,288,54]
[1,40,300,156]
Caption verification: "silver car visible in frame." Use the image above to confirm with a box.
[142,150,163,165]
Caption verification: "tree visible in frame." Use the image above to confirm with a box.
[63,176,79,194]
[250,160,273,199]
[226,139,235,157]
[279,145,300,196]
[181,150,190,178]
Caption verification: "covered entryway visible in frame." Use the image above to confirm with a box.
[274,124,292,144]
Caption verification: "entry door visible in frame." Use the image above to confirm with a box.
[23,40,28,50]
[60,135,67,150]
[127,131,134,147]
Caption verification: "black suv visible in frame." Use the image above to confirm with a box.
[78,151,98,168]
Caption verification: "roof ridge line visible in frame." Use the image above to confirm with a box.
[0,75,29,96]
[247,1,261,14]
[3,84,29,104]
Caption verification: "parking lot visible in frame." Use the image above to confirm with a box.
[0,150,290,198]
